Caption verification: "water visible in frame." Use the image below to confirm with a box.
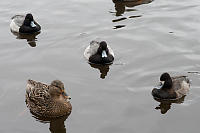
[0,0,200,132]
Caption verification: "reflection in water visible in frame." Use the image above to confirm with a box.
[111,0,153,29]
[89,63,111,79]
[112,17,127,22]
[113,25,126,29]
[31,112,69,133]
[154,96,186,114]
[129,15,142,18]
[112,0,153,16]
[10,31,40,47]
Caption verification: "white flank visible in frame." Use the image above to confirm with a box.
[10,19,20,32]
[10,15,25,33]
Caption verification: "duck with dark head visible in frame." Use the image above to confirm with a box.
[84,40,114,65]
[152,73,190,100]
[10,13,41,34]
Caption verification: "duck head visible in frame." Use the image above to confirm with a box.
[98,41,109,58]
[152,73,176,99]
[24,13,36,28]
[159,73,173,90]
[50,80,71,100]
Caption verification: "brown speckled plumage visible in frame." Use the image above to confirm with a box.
[26,80,72,118]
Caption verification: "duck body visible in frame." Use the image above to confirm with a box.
[26,80,72,118]
[84,41,114,64]
[10,14,41,34]
[152,73,190,100]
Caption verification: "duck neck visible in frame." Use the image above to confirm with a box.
[161,79,173,90]
[23,19,30,26]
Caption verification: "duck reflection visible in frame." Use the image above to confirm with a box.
[154,96,186,114]
[11,31,40,47]
[112,0,153,16]
[31,113,69,133]
[89,63,111,79]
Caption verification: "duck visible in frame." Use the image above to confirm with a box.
[152,73,190,100]
[25,80,72,118]
[10,13,41,33]
[84,41,114,64]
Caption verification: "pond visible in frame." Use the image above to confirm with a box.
[0,0,200,133]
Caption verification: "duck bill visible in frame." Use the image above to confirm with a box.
[102,50,107,58]
[155,81,165,89]
[30,21,36,27]
[62,90,71,100]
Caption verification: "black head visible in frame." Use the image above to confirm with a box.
[99,41,108,50]
[160,73,172,89]
[20,13,41,33]
[23,14,35,27]
[160,73,171,81]
[97,41,109,57]
[25,13,34,21]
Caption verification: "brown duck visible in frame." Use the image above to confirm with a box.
[26,80,72,118]
[152,73,190,100]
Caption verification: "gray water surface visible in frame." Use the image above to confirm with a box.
[0,0,200,133]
